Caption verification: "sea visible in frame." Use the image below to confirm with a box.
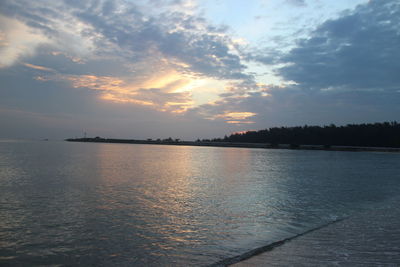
[1,140,400,266]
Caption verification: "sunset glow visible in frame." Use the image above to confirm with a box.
[1,0,398,140]
[1,2,400,265]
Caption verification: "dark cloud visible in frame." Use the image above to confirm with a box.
[196,0,400,129]
[278,0,400,92]
[192,84,400,131]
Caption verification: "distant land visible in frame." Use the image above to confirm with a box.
[66,122,400,152]
[216,121,400,148]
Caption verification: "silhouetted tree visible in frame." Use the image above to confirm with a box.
[220,122,400,148]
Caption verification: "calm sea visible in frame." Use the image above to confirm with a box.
[1,140,400,265]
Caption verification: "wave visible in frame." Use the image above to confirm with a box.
[208,217,347,267]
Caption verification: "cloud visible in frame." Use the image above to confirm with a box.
[0,0,247,80]
[285,0,307,7]
[195,0,400,129]
[38,73,194,113]
[23,63,55,72]
[214,112,256,124]
[2,0,398,140]
[65,75,125,91]
[0,15,51,67]
[0,0,253,115]
[277,0,400,92]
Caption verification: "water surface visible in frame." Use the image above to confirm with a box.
[1,140,399,265]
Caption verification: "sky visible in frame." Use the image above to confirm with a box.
[0,0,399,140]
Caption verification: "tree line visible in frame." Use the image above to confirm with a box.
[212,122,400,148]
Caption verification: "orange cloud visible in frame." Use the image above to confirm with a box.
[165,99,195,113]
[213,111,257,124]
[100,93,154,106]
[142,70,187,91]
[215,112,257,120]
[232,130,255,134]
[67,75,125,91]
[62,74,194,113]
[226,120,255,124]
[34,59,228,115]
[23,63,55,72]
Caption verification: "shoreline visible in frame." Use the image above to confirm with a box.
[65,138,400,153]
